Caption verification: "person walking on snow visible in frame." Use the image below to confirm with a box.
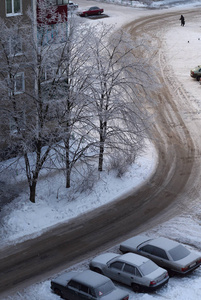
[180,15,185,26]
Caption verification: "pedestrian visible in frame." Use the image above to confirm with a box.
[180,15,185,26]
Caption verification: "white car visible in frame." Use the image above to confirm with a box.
[90,252,169,292]
[68,1,78,9]
[120,236,201,276]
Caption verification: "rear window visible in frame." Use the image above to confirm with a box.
[139,260,158,276]
[95,281,115,297]
[168,245,190,261]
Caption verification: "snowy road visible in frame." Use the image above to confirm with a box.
[1,4,201,299]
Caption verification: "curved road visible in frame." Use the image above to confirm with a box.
[1,8,201,297]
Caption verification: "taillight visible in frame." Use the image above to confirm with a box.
[150,280,156,286]
[181,267,188,272]
[165,272,169,278]
[123,296,129,300]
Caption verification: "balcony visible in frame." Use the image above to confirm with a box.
[37,1,68,26]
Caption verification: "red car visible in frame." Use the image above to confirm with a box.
[79,6,104,17]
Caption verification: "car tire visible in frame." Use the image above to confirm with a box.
[85,13,88,17]
[168,269,176,277]
[131,283,141,293]
[197,76,200,81]
[54,288,62,297]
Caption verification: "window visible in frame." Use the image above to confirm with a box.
[6,0,22,15]
[68,280,80,290]
[139,260,158,276]
[151,247,169,260]
[51,0,68,5]
[14,72,25,94]
[140,245,154,255]
[140,245,168,260]
[94,281,115,297]
[168,245,190,261]
[123,264,142,277]
[79,284,88,294]
[79,284,92,295]
[110,261,124,270]
[8,36,22,56]
[123,264,136,275]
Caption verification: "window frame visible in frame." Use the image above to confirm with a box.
[6,0,22,16]
[110,261,124,271]
[123,263,136,275]
[14,72,25,95]
[8,36,23,57]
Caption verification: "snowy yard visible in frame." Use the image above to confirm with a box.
[2,0,201,299]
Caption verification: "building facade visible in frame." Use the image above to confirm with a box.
[0,0,68,159]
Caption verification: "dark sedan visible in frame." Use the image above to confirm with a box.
[79,6,104,17]
[51,269,129,300]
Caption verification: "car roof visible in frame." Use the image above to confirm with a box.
[121,235,151,249]
[52,270,110,288]
[147,237,179,251]
[117,253,149,266]
[72,270,110,288]
[52,271,79,286]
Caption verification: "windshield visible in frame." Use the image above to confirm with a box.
[95,281,115,297]
[168,245,190,261]
[139,260,158,276]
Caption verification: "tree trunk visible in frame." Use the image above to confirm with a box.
[66,167,71,188]
[65,140,71,188]
[98,143,104,171]
[98,120,106,172]
[29,181,37,203]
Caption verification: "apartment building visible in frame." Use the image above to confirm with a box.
[0,0,68,159]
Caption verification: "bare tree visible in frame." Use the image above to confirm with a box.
[86,24,155,172]
[0,1,70,203]
[51,18,96,188]
[0,8,156,202]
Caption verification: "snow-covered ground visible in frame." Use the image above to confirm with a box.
[2,0,201,299]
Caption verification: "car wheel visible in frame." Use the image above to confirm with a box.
[168,269,176,277]
[98,11,101,14]
[54,288,62,297]
[197,76,200,81]
[85,13,88,17]
[131,283,141,293]
[94,267,103,274]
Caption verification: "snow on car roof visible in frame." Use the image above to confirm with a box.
[148,237,179,250]
[121,235,151,248]
[52,271,79,285]
[73,270,110,288]
[118,252,149,266]
[52,270,109,287]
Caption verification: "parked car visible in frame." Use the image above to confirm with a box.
[68,1,78,9]
[90,252,169,292]
[190,65,201,81]
[51,269,129,300]
[120,235,201,276]
[78,6,104,17]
